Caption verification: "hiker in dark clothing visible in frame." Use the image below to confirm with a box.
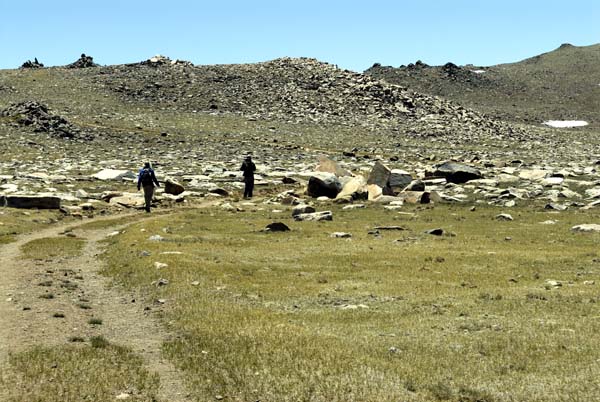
[240,155,256,198]
[137,162,160,212]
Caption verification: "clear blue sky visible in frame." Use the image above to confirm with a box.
[1,0,599,71]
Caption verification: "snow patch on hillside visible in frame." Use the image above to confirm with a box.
[543,120,589,128]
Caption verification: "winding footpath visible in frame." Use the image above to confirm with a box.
[0,215,191,401]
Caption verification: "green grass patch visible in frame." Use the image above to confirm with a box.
[0,344,159,402]
[0,209,64,244]
[20,236,85,260]
[75,214,142,231]
[99,203,600,401]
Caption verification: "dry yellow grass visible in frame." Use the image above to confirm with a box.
[93,203,600,401]
[0,343,159,402]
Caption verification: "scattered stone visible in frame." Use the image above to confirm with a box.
[109,194,144,208]
[315,155,352,177]
[336,175,368,200]
[495,213,514,221]
[292,204,316,216]
[294,211,333,221]
[208,187,229,197]
[264,222,291,232]
[306,173,342,198]
[367,184,383,200]
[545,203,568,211]
[282,176,297,184]
[403,179,425,192]
[432,162,483,184]
[542,177,564,187]
[330,232,352,238]
[571,224,600,233]
[399,191,431,204]
[389,169,413,192]
[545,280,562,289]
[342,204,365,210]
[148,235,164,241]
[519,169,547,181]
[367,161,393,194]
[164,178,185,195]
[374,226,406,231]
[154,262,168,269]
[425,228,446,236]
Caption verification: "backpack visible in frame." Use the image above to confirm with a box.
[140,168,153,185]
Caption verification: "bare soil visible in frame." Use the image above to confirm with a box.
[0,214,192,402]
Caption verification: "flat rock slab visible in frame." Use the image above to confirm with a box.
[4,195,61,209]
[109,195,145,208]
[92,169,136,181]
[374,226,406,231]
[433,162,482,184]
[571,224,600,233]
[294,211,333,222]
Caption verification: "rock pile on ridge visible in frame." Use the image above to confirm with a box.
[0,101,88,139]
[67,53,98,69]
[92,57,525,141]
[20,58,44,69]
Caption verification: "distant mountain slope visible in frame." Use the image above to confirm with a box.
[365,43,600,126]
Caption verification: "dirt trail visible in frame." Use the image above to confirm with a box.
[0,214,191,402]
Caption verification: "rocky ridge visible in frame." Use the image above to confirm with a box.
[91,57,526,141]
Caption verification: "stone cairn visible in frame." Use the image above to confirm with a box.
[67,53,98,69]
[20,58,44,69]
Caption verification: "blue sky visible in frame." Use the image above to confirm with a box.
[1,0,599,71]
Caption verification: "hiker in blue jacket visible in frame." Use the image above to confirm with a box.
[137,162,160,212]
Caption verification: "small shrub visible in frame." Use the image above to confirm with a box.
[429,382,454,401]
[90,336,109,348]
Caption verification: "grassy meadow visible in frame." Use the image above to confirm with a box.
[0,209,65,244]
[0,342,159,402]
[88,202,600,401]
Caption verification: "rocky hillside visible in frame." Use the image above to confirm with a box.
[366,43,600,126]
[83,56,524,141]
